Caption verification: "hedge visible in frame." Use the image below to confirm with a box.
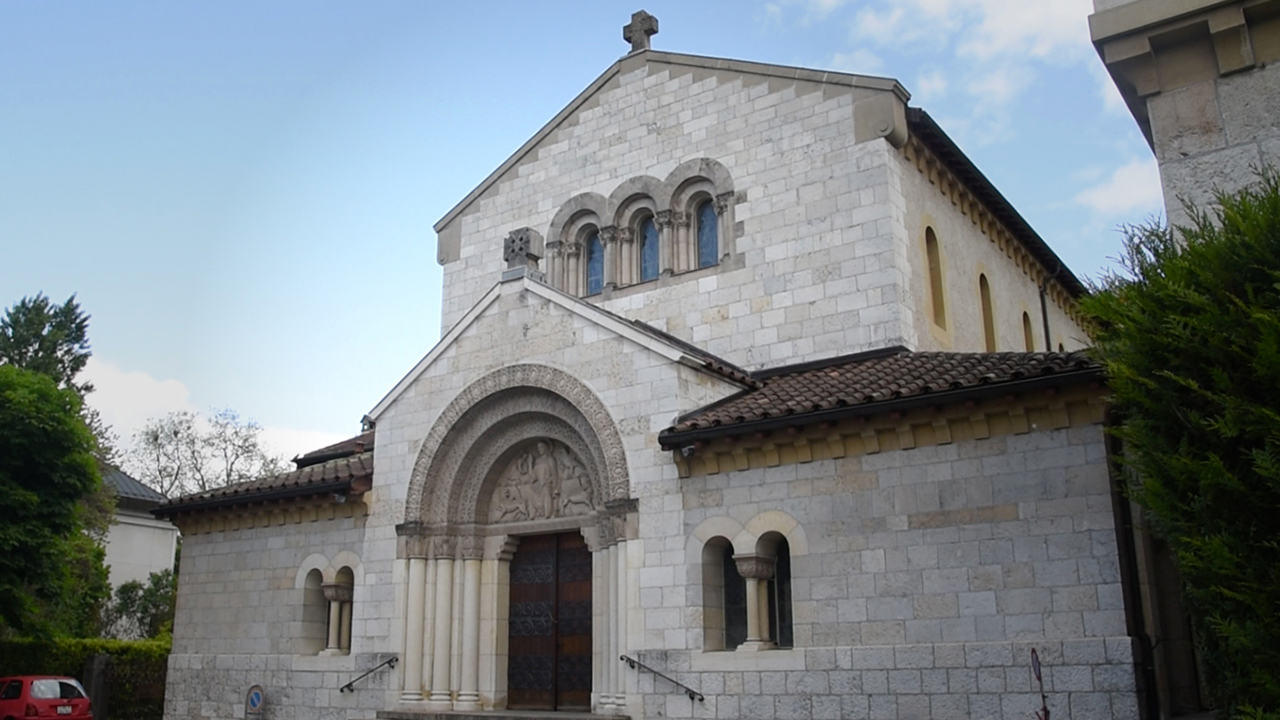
[0,638,169,720]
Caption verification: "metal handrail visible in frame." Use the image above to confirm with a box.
[620,654,704,702]
[339,655,398,693]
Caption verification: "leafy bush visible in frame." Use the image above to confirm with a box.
[1081,169,1280,718]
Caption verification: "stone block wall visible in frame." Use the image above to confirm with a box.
[437,54,919,370]
[651,423,1139,719]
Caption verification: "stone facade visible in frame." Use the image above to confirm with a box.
[160,22,1147,720]
[1091,0,1280,226]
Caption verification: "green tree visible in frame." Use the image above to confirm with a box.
[1080,170,1280,718]
[102,570,176,639]
[0,365,102,636]
[0,293,92,397]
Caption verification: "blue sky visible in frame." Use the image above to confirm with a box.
[0,1,1159,460]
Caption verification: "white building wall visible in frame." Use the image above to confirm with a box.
[104,508,178,588]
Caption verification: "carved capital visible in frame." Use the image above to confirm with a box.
[655,210,673,229]
[459,535,484,560]
[546,240,563,258]
[733,554,776,580]
[715,191,735,216]
[600,226,618,245]
[673,211,690,229]
[618,227,635,244]
[565,242,581,258]
[431,535,457,559]
[322,582,353,604]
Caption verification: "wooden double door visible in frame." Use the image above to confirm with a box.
[507,532,592,710]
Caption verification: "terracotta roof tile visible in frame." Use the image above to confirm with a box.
[663,349,1099,441]
[154,432,374,515]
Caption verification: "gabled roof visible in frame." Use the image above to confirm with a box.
[434,49,908,234]
[660,348,1101,448]
[152,432,374,517]
[366,273,752,421]
[100,463,165,505]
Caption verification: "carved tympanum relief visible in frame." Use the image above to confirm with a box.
[490,440,596,523]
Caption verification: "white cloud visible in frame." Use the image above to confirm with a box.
[965,64,1031,105]
[81,357,348,463]
[829,48,885,74]
[81,357,197,445]
[955,0,1093,62]
[260,425,350,463]
[914,70,949,101]
[1075,158,1163,215]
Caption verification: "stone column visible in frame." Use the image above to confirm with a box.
[613,536,628,709]
[618,227,635,286]
[715,191,735,263]
[321,581,353,655]
[455,541,482,711]
[546,241,563,291]
[601,226,618,291]
[566,244,581,296]
[428,539,456,708]
[734,555,776,652]
[602,542,617,709]
[656,211,674,278]
[675,211,692,273]
[402,557,427,700]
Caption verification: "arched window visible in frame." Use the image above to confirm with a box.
[639,216,659,282]
[696,200,718,268]
[1022,312,1035,352]
[701,537,745,650]
[979,274,996,352]
[767,538,793,648]
[299,569,327,655]
[925,228,946,329]
[585,231,604,295]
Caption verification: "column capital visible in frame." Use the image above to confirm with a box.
[673,211,691,229]
[715,191,736,216]
[618,227,635,244]
[655,209,673,228]
[600,225,618,245]
[431,535,457,560]
[459,535,484,560]
[733,554,776,580]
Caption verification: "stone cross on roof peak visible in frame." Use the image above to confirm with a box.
[623,10,658,53]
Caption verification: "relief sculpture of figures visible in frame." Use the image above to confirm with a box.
[490,440,595,522]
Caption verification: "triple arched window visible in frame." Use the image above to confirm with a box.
[544,159,736,298]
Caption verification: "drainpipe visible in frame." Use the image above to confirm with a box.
[1040,259,1061,351]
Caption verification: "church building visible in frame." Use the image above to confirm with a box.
[157,12,1155,720]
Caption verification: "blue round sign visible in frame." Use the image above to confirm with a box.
[246,685,265,714]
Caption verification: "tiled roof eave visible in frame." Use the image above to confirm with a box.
[658,365,1103,450]
[151,475,366,518]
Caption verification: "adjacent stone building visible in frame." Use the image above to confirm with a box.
[1091,0,1280,225]
[157,12,1160,720]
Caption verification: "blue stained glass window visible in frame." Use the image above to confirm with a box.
[697,201,718,268]
[586,231,604,295]
[640,217,659,281]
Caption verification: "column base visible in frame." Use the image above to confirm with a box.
[736,640,777,652]
[318,648,347,657]
[399,692,425,703]
[426,694,453,711]
[453,695,481,712]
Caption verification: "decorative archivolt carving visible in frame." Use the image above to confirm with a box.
[489,440,596,523]
[404,364,630,526]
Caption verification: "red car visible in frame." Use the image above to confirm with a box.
[0,677,92,719]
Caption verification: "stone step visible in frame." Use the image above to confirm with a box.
[377,711,627,720]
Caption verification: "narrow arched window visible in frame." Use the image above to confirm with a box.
[585,231,604,295]
[980,274,996,352]
[925,228,946,328]
[697,200,718,268]
[767,538,793,648]
[1022,312,1035,352]
[722,544,747,649]
[299,569,327,655]
[640,217,659,282]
